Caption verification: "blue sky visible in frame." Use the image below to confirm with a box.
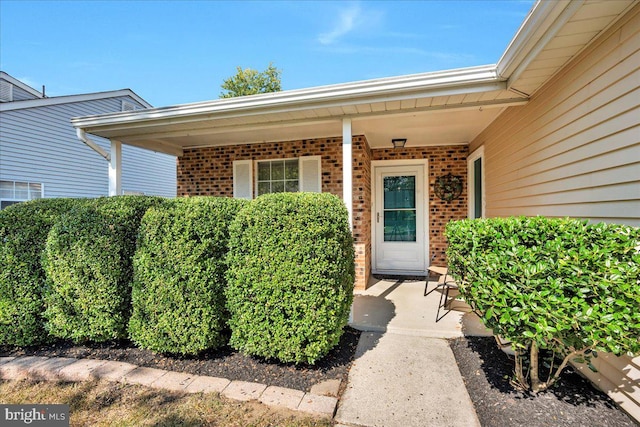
[1,1,535,107]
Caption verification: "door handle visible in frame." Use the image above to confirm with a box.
[377,212,380,223]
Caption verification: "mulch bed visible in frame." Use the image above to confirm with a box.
[0,327,361,393]
[450,336,638,427]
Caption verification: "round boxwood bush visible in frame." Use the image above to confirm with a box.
[0,198,80,346]
[128,197,247,355]
[43,196,164,343]
[226,192,355,364]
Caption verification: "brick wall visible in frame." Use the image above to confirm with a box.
[372,146,468,267]
[177,138,344,197]
[176,139,465,289]
[177,136,372,290]
[353,137,372,290]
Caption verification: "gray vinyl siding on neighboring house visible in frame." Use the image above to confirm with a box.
[0,96,176,199]
[470,4,640,227]
[470,5,640,420]
[12,85,41,101]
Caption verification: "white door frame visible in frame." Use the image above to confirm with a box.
[371,159,429,275]
[467,146,485,219]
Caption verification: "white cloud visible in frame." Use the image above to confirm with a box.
[318,4,362,45]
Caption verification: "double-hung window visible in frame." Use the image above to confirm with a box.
[232,156,321,199]
[0,180,43,209]
[257,159,299,196]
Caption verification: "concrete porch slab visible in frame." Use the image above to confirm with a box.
[350,278,492,338]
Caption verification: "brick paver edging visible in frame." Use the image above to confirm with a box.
[0,356,337,418]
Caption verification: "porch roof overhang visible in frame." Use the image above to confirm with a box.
[71,0,636,158]
[71,65,527,156]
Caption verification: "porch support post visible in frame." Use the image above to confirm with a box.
[108,139,122,196]
[342,118,353,228]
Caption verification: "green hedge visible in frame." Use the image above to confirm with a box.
[44,196,164,343]
[128,197,246,355]
[0,198,80,346]
[446,216,640,391]
[226,192,355,364]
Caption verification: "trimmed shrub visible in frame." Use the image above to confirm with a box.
[128,197,246,355]
[0,198,80,346]
[44,196,164,343]
[446,216,640,392]
[226,192,355,364]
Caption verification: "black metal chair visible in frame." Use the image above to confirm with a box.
[424,254,459,321]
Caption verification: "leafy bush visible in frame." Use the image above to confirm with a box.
[446,216,640,392]
[128,197,246,355]
[44,196,164,343]
[0,198,80,346]
[226,192,355,364]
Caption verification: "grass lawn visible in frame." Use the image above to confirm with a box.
[0,379,332,427]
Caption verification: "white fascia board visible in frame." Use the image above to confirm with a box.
[0,71,44,98]
[497,0,577,79]
[0,89,152,111]
[71,65,501,131]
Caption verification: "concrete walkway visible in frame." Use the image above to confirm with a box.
[336,277,492,427]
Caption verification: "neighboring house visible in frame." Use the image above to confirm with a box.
[0,71,176,208]
[71,0,639,418]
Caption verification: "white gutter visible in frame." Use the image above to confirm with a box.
[71,64,501,130]
[76,128,110,161]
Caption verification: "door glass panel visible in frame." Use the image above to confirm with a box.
[384,210,416,241]
[383,175,417,242]
[384,176,415,209]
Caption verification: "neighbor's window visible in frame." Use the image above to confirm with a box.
[0,180,43,209]
[257,159,299,196]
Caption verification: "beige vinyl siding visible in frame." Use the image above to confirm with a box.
[470,5,640,420]
[470,3,640,226]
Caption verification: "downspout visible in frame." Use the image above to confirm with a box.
[76,128,110,161]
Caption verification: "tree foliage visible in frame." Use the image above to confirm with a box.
[219,63,281,98]
[446,217,640,392]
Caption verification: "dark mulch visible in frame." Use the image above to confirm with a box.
[0,327,361,393]
[450,336,638,427]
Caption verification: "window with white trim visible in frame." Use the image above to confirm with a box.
[232,156,321,199]
[0,180,43,209]
[257,159,299,196]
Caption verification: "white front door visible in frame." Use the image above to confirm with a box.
[374,163,427,273]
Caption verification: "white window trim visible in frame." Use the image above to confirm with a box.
[467,146,485,219]
[254,156,321,196]
[0,180,44,208]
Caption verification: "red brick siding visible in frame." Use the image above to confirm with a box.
[372,146,468,267]
[352,137,372,290]
[177,138,344,197]
[176,138,465,289]
[177,136,372,290]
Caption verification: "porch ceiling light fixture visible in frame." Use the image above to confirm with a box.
[391,138,407,149]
